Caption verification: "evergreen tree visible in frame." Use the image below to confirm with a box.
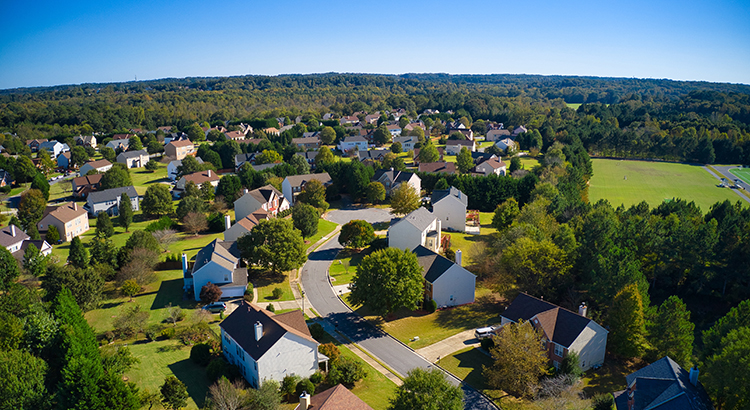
[68,236,89,269]
[46,224,60,243]
[96,211,115,237]
[141,185,174,217]
[182,181,200,198]
[456,147,473,173]
[118,193,134,232]
[26,223,41,240]
[23,243,48,278]
[161,376,188,410]
[0,247,21,291]
[649,296,694,367]
[292,203,319,238]
[608,284,648,359]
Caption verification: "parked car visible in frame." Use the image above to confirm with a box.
[474,326,498,339]
[202,302,226,313]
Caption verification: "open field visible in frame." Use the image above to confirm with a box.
[730,167,750,184]
[589,159,742,212]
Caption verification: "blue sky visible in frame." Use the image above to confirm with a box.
[1,0,749,89]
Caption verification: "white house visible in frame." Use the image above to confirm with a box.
[414,245,475,308]
[386,124,402,137]
[431,187,467,232]
[444,139,476,155]
[474,158,507,176]
[500,293,608,371]
[220,303,321,388]
[338,136,368,152]
[183,239,248,301]
[116,150,149,168]
[75,135,97,148]
[224,211,270,242]
[84,185,141,216]
[0,224,29,253]
[234,185,288,221]
[372,169,421,197]
[494,138,517,152]
[105,138,130,151]
[167,157,204,181]
[38,141,70,158]
[387,207,441,252]
[392,136,417,151]
[282,173,332,205]
[79,159,113,176]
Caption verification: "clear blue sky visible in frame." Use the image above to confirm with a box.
[1,0,749,89]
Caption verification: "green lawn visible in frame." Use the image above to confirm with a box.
[729,167,750,185]
[329,246,376,286]
[566,103,582,110]
[439,347,504,402]
[251,268,296,302]
[518,156,540,170]
[130,160,170,195]
[444,212,496,266]
[589,159,742,212]
[305,218,339,251]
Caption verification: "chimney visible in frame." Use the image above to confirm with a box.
[578,302,587,318]
[455,249,462,266]
[73,203,77,211]
[181,253,188,274]
[299,391,311,409]
[225,215,231,231]
[254,321,263,341]
[243,188,248,195]
[10,225,15,237]
[689,365,699,386]
[207,169,212,178]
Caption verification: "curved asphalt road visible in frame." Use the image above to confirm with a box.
[702,165,750,204]
[301,209,499,410]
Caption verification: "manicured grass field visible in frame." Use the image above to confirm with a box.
[730,167,750,185]
[329,246,376,285]
[251,268,296,302]
[439,346,504,403]
[589,159,742,212]
[304,218,339,251]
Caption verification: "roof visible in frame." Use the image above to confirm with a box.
[418,162,456,174]
[302,384,373,410]
[357,150,389,161]
[372,169,417,184]
[617,357,714,410]
[20,239,51,254]
[169,157,203,169]
[413,245,466,283]
[220,302,316,361]
[244,185,282,205]
[72,174,103,189]
[235,211,271,231]
[0,224,30,248]
[502,293,597,348]
[342,136,367,143]
[82,159,112,170]
[42,202,87,223]
[445,139,474,146]
[292,137,320,145]
[182,170,220,185]
[392,207,436,232]
[487,129,511,137]
[87,185,138,204]
[166,139,194,148]
[471,151,498,164]
[117,149,148,160]
[478,158,506,170]
[432,187,468,207]
[193,238,239,274]
[284,172,331,188]
[235,153,258,165]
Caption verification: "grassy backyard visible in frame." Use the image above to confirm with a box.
[304,218,339,251]
[250,268,296,302]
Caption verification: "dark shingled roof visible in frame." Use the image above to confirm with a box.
[87,185,138,204]
[0,224,29,248]
[413,245,457,283]
[373,169,417,184]
[432,187,467,207]
[502,293,594,348]
[220,303,316,361]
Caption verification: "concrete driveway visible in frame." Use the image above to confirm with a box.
[324,207,393,225]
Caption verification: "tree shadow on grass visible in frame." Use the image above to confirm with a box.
[167,359,209,408]
[100,301,124,309]
[151,278,197,310]
[433,294,504,331]
[448,348,491,391]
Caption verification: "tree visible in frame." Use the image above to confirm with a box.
[509,156,522,173]
[484,320,548,398]
[388,367,463,410]
[0,247,20,292]
[90,236,118,267]
[320,126,336,145]
[18,189,46,229]
[161,376,189,410]
[390,183,420,216]
[23,243,48,278]
[314,146,335,166]
[200,181,216,201]
[501,237,571,298]
[382,153,406,171]
[118,192,134,231]
[68,236,89,269]
[45,224,60,243]
[176,196,208,220]
[292,203,319,238]
[449,131,466,141]
[70,145,89,167]
[559,351,584,379]
[216,175,242,204]
[129,135,143,150]
[703,327,750,410]
[144,160,159,172]
[297,179,329,211]
[101,146,116,162]
[101,164,132,189]
[391,141,402,153]
[350,247,423,318]
[200,282,223,304]
[649,296,694,367]
[246,380,281,410]
[365,181,386,204]
[121,279,140,301]
[491,198,520,231]
[183,212,208,235]
[288,154,310,175]
[176,155,203,178]
[26,222,41,240]
[152,229,178,252]
[608,284,648,359]
[0,349,49,410]
[237,218,307,275]
[208,377,245,410]
[43,264,104,310]
[456,147,473,173]
[374,124,391,145]
[339,220,375,249]
[37,149,55,176]
[255,149,283,165]
[327,357,367,387]
[31,172,50,201]
[418,143,439,163]
[123,230,161,254]
[280,375,300,401]
[96,211,115,237]
[142,184,174,217]
[183,180,200,198]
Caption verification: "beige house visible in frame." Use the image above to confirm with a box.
[116,150,150,168]
[224,211,270,242]
[38,202,90,242]
[474,158,507,176]
[282,173,332,205]
[79,159,113,176]
[164,139,195,160]
[234,185,289,221]
[173,170,220,198]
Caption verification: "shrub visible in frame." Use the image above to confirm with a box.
[206,358,231,383]
[319,343,340,363]
[145,216,177,232]
[327,357,366,387]
[179,323,212,345]
[272,287,284,299]
[480,337,495,350]
[308,323,325,342]
[296,378,315,397]
[190,343,213,366]
[160,327,175,340]
[243,293,252,302]
[277,208,292,218]
[245,283,253,295]
[592,394,615,410]
[104,330,115,343]
[266,303,276,313]
[309,371,323,385]
[145,325,161,341]
[425,299,437,313]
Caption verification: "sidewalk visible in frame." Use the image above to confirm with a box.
[415,329,480,363]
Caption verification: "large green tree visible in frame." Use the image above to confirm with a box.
[292,203,319,238]
[501,237,571,299]
[649,296,694,367]
[365,181,386,204]
[18,189,46,229]
[161,376,189,410]
[297,179,329,211]
[237,218,307,275]
[418,143,439,163]
[320,126,336,145]
[141,184,174,217]
[118,193,134,231]
[100,164,132,190]
[491,198,520,231]
[216,175,242,204]
[608,284,648,359]
[374,124,391,145]
[484,320,548,398]
[390,183,420,216]
[96,211,115,237]
[339,220,375,249]
[314,146,335,166]
[0,349,49,410]
[0,247,20,291]
[68,236,90,269]
[456,146,473,173]
[388,368,463,410]
[43,265,104,310]
[350,247,423,318]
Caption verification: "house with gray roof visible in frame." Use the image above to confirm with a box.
[39,141,70,158]
[0,224,52,258]
[387,207,441,252]
[282,173,332,205]
[105,138,130,151]
[84,185,140,216]
[372,169,421,197]
[431,187,468,232]
[183,239,248,301]
[613,356,714,410]
[356,149,389,163]
[338,136,368,152]
[168,157,204,181]
[116,149,149,168]
[414,245,475,308]
[501,293,608,371]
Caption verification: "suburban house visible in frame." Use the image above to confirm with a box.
[183,239,248,301]
[164,139,195,160]
[71,174,103,198]
[451,129,474,140]
[225,131,247,141]
[386,124,402,137]
[338,136,368,152]
[79,159,113,176]
[444,139,476,155]
[0,224,52,257]
[235,153,259,171]
[20,239,52,257]
[75,135,97,148]
[234,185,289,221]
[112,133,134,140]
[414,245,475,308]
[27,138,48,152]
[224,211,270,242]
[296,384,373,410]
[282,173,332,205]
[220,303,321,388]
[392,136,417,151]
[418,162,457,174]
[356,149,389,163]
[167,157,204,181]
[56,152,71,169]
[474,158,507,176]
[84,185,140,216]
[486,129,511,141]
[613,356,714,410]
[372,169,421,197]
[116,150,150,168]
[38,202,90,242]
[387,207,441,252]
[173,170,220,198]
[0,170,11,187]
[512,125,528,137]
[432,187,467,232]
[292,137,321,150]
[339,115,359,126]
[364,113,381,124]
[500,293,608,371]
[39,141,70,158]
[105,139,129,151]
[494,138,517,152]
[164,132,189,145]
[472,152,498,165]
[403,122,425,133]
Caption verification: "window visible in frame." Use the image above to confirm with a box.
[554,344,564,357]
[552,360,560,370]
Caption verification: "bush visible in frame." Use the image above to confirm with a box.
[190,343,213,366]
[145,216,177,232]
[425,299,437,313]
[592,394,615,410]
[160,327,176,340]
[480,338,495,350]
[104,330,115,343]
[308,323,325,342]
[327,357,366,387]
[243,293,252,302]
[145,325,161,341]
[272,287,283,299]
[296,378,315,397]
[277,208,292,218]
[206,358,231,383]
[178,323,212,345]
[309,371,323,385]
[266,303,276,313]
[245,283,253,295]
[319,343,340,363]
